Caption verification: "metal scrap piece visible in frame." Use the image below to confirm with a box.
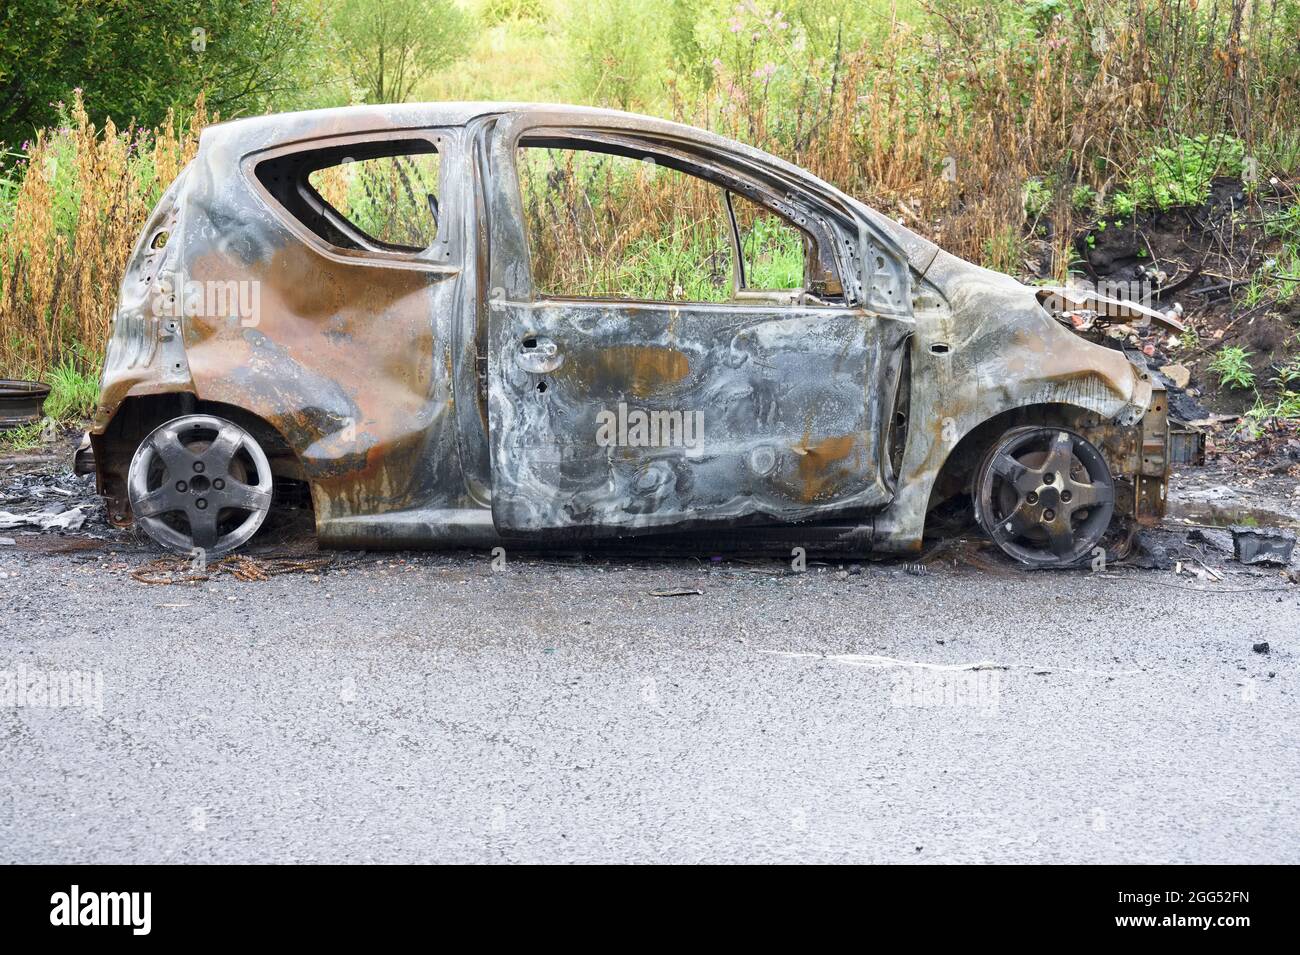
[0,379,50,430]
[1232,526,1297,566]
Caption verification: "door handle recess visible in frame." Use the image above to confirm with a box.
[517,336,563,374]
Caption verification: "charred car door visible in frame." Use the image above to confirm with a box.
[480,113,914,536]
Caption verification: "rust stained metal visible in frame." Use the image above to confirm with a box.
[90,103,1175,565]
[548,344,693,398]
[1037,285,1186,333]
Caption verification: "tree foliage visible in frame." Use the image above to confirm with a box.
[564,0,667,111]
[334,0,473,104]
[0,0,332,146]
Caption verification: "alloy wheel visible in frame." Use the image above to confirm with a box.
[974,426,1115,568]
[127,414,273,556]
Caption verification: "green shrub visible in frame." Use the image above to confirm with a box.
[563,0,667,110]
[1111,134,1245,213]
[1023,178,1051,217]
[1208,346,1256,390]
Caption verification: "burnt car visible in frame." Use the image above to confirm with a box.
[87,103,1181,567]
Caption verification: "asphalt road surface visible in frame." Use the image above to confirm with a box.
[2,532,1295,864]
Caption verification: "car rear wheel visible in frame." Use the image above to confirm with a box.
[127,414,274,556]
[973,426,1115,568]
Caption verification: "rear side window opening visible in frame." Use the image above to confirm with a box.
[254,138,441,254]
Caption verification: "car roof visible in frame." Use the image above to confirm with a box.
[203,102,736,154]
[198,101,943,276]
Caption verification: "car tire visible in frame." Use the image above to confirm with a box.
[973,425,1116,568]
[126,414,274,557]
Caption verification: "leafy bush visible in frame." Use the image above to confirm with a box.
[563,0,667,110]
[0,0,334,147]
[1023,178,1051,217]
[1208,346,1256,390]
[1110,134,1246,213]
[334,0,473,103]
[1070,185,1097,212]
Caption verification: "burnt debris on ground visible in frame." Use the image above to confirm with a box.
[1067,177,1299,409]
[0,455,110,540]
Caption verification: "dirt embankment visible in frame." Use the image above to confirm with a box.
[1034,175,1300,481]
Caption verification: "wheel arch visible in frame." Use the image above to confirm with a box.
[925,401,1110,515]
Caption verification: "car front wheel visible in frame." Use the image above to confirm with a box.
[973,426,1116,568]
[126,414,274,556]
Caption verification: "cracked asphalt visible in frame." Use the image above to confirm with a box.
[2,529,1296,863]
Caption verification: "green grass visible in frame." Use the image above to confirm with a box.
[0,421,45,452]
[1110,133,1245,215]
[741,215,804,290]
[982,226,1029,273]
[609,227,732,301]
[43,358,100,422]
[1260,205,1300,302]
[1242,268,1271,308]
[1208,346,1256,390]
[0,148,25,233]
[520,143,807,302]
[417,21,567,102]
[1273,353,1300,388]
[1258,129,1300,178]
[581,213,804,302]
[1246,389,1300,436]
[554,215,804,303]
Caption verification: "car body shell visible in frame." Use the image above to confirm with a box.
[90,102,1171,557]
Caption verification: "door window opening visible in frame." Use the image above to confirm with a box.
[516,142,840,305]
